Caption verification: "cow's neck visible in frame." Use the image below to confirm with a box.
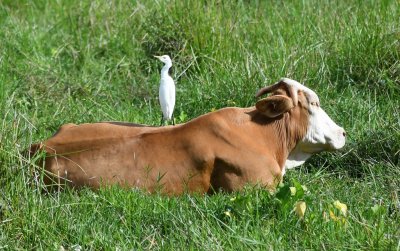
[273,111,309,172]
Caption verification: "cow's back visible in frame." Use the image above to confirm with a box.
[47,122,154,146]
[29,122,159,188]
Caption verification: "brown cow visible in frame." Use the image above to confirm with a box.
[30,78,346,195]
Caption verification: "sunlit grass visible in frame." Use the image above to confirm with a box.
[1,0,399,249]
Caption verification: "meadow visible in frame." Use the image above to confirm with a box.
[1,0,399,249]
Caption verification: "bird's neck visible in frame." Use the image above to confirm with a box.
[161,64,172,78]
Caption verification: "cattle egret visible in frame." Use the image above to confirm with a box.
[154,55,175,126]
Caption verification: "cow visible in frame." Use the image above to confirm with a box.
[29,78,346,195]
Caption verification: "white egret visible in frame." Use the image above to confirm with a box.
[154,55,175,126]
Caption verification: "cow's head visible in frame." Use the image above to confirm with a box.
[255,78,346,154]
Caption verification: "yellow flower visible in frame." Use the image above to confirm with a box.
[290,187,296,196]
[329,210,346,224]
[294,201,306,219]
[329,210,338,221]
[224,211,232,217]
[333,200,348,216]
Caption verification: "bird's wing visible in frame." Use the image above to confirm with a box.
[169,81,176,105]
[159,84,169,118]
[168,83,175,118]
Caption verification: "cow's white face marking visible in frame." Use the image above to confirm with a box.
[301,104,346,153]
[282,79,346,173]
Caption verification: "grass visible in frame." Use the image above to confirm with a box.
[1,0,399,249]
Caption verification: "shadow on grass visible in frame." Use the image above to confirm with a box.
[306,129,399,178]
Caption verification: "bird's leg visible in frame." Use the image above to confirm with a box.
[160,114,164,126]
[172,114,175,126]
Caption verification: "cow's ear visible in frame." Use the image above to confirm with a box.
[255,95,294,118]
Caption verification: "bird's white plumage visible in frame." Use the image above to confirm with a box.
[159,75,175,119]
[155,55,175,123]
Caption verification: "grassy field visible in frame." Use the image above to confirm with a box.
[1,0,399,249]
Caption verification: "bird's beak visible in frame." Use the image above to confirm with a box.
[154,55,161,59]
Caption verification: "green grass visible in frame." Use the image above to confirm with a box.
[1,0,399,249]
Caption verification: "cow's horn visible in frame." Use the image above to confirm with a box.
[255,79,298,105]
